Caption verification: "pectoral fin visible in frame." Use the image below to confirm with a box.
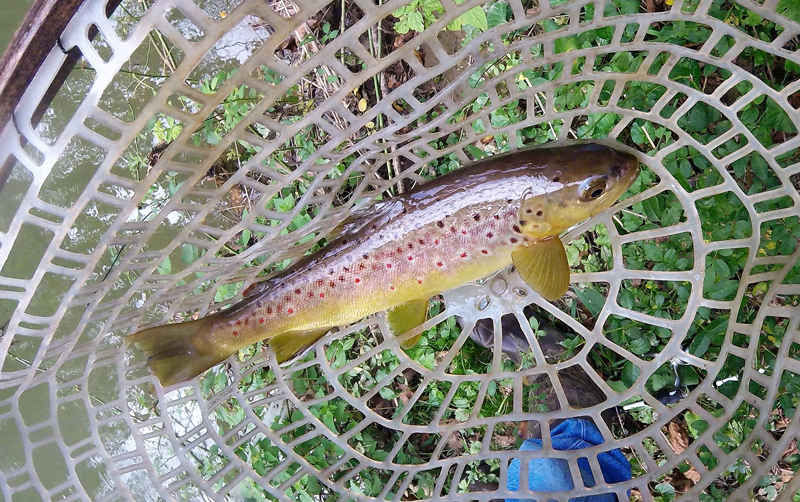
[387,298,429,349]
[269,328,332,364]
[511,237,570,301]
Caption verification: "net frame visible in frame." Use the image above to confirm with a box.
[0,0,799,500]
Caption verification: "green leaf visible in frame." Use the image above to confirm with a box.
[463,144,487,160]
[688,332,711,358]
[622,361,640,388]
[629,337,651,355]
[449,5,488,31]
[486,1,509,28]
[157,256,172,275]
[574,287,606,317]
[606,380,628,392]
[181,244,199,265]
[706,279,739,301]
[779,0,800,23]
[405,10,425,32]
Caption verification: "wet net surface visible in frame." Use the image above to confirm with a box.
[1,0,800,500]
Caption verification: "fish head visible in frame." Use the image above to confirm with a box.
[518,144,640,238]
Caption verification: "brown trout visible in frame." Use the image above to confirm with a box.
[129,143,639,385]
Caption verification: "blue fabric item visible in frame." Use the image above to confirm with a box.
[506,418,631,502]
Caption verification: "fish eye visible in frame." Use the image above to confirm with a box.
[580,178,607,201]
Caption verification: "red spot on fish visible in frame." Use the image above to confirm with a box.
[244,319,249,325]
[259,318,264,324]
[462,230,467,235]
[487,232,494,238]
[390,286,395,290]
[233,331,238,336]
[295,289,301,294]
[461,252,467,258]
[437,262,443,267]
[236,320,242,326]
[267,306,273,314]
[288,308,293,314]
[435,239,439,245]
[320,293,325,298]
[408,256,413,261]
[397,247,403,253]
[355,278,360,283]
[387,264,392,268]
[417,279,423,284]
[359,263,365,269]
[510,237,518,243]
[481,249,488,254]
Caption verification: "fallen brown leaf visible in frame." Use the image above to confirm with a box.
[492,434,517,449]
[667,420,690,454]
[781,438,798,462]
[447,430,465,454]
[397,382,413,406]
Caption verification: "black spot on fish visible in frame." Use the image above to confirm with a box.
[343,267,349,272]
[494,214,500,220]
[339,275,345,282]
[363,254,369,259]
[506,199,513,204]
[342,239,348,244]
[536,210,543,217]
[450,227,456,233]
[510,237,518,243]
[519,220,526,226]
[473,214,480,221]
[487,232,494,238]
[610,164,621,177]
[553,176,560,183]
[437,221,445,228]
[513,224,522,233]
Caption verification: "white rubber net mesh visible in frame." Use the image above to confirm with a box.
[2,0,800,500]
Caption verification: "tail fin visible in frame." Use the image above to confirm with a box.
[127,316,228,386]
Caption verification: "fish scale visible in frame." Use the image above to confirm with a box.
[223,195,525,343]
[128,144,640,385]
